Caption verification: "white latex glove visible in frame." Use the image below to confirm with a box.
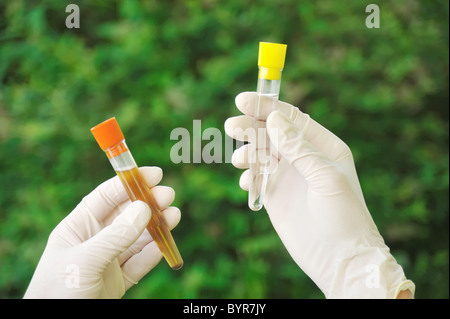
[225,92,415,299]
[24,166,181,299]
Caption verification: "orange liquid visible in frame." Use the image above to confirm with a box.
[116,167,183,270]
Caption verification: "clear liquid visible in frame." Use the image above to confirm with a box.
[249,87,280,211]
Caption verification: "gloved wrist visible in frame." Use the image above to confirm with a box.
[326,245,415,299]
[394,280,415,299]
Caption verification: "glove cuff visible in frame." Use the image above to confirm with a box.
[327,245,413,299]
[393,279,415,299]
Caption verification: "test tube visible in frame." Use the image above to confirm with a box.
[249,42,287,211]
[91,117,183,270]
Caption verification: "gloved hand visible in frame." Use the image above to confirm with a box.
[24,166,181,299]
[225,92,415,299]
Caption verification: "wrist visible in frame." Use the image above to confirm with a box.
[326,245,413,299]
[394,280,415,299]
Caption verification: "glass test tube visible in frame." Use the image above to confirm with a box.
[249,42,287,211]
[91,118,183,270]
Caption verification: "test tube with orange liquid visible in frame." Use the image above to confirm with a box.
[91,117,183,270]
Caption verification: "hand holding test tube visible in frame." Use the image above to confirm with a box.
[91,118,183,270]
[249,42,287,211]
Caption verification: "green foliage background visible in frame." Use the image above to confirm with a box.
[0,0,448,298]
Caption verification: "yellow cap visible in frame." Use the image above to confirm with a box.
[258,42,287,80]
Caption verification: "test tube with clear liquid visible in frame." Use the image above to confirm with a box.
[249,42,287,211]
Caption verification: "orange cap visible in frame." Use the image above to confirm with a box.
[90,117,125,150]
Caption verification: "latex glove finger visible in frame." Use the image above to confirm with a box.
[103,167,166,227]
[113,183,176,265]
[267,110,346,194]
[237,92,352,163]
[81,200,151,271]
[54,167,163,245]
[84,166,162,222]
[150,185,176,209]
[224,92,291,149]
[232,144,280,171]
[73,166,162,224]
[118,206,181,265]
[224,115,254,142]
[121,207,181,288]
[235,91,294,119]
[231,144,250,169]
[239,169,251,191]
[115,184,177,264]
[123,242,162,289]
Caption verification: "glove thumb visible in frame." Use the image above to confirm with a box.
[266,110,338,192]
[83,200,151,266]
